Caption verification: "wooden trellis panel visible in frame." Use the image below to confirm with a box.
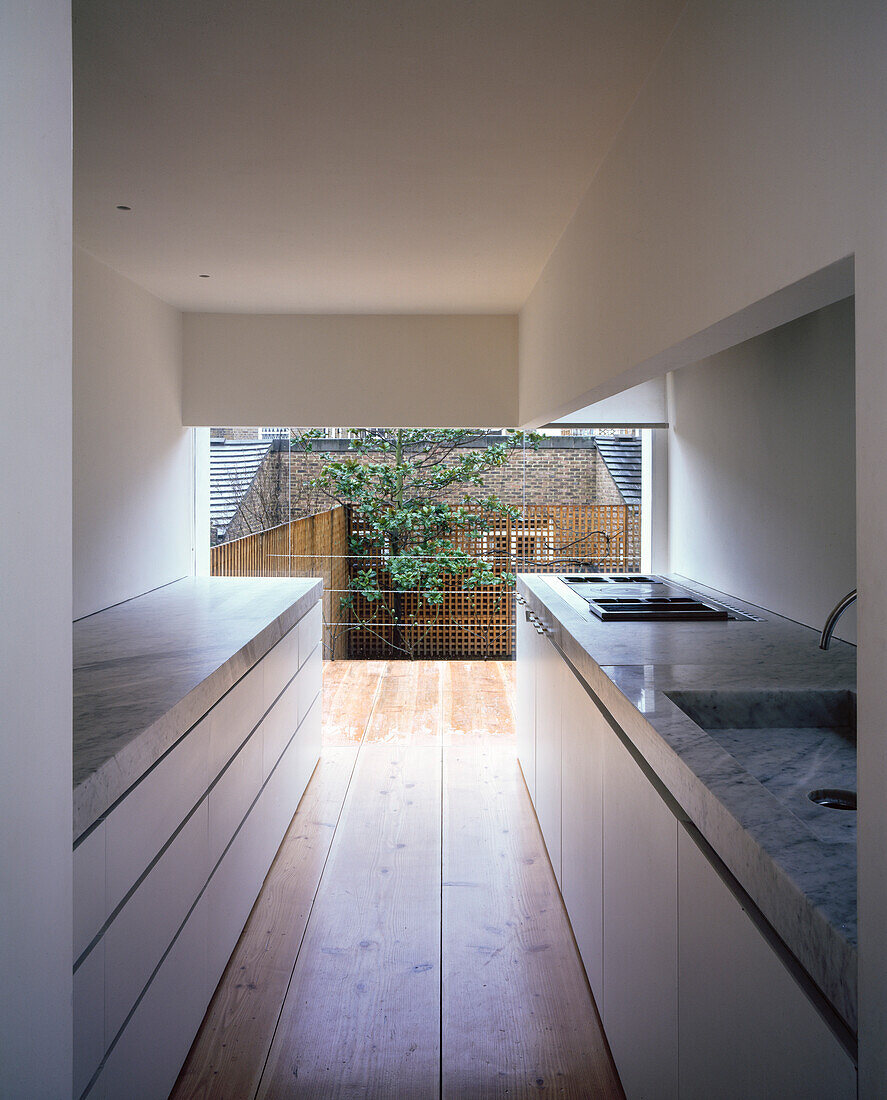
[346,504,640,659]
[519,504,641,573]
[345,571,514,660]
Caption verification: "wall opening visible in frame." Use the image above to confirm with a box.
[202,426,645,658]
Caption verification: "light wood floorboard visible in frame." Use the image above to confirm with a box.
[442,741,620,1098]
[321,660,387,746]
[364,660,442,746]
[171,749,357,1099]
[257,743,442,1098]
[173,660,621,1100]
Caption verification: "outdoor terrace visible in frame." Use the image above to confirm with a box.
[209,503,641,660]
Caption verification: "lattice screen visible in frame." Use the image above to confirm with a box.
[345,504,640,659]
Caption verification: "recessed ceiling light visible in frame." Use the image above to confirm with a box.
[199,274,210,278]
[115,205,131,211]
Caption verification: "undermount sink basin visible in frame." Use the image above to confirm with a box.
[665,689,857,843]
[664,688,856,735]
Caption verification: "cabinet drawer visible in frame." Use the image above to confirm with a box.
[516,607,538,803]
[264,742,296,849]
[263,623,299,708]
[603,731,678,1100]
[262,671,300,780]
[204,780,275,989]
[207,661,264,777]
[104,802,209,1042]
[560,665,605,1007]
[74,938,104,1098]
[298,600,322,664]
[94,887,209,1100]
[74,820,106,959]
[677,826,856,1099]
[208,728,264,867]
[105,714,210,915]
[297,642,322,726]
[294,691,322,800]
[534,636,563,884]
[266,693,321,847]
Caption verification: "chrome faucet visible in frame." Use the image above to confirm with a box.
[819,589,857,649]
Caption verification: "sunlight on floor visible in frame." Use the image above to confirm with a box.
[322,659,516,747]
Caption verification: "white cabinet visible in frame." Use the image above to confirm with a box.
[208,729,264,867]
[515,606,856,1100]
[517,601,562,882]
[560,664,605,1008]
[74,595,324,1099]
[97,890,210,1100]
[263,622,300,706]
[603,729,678,1100]
[299,599,323,659]
[207,661,263,777]
[677,826,856,1100]
[516,606,540,802]
[534,636,563,884]
[262,669,300,780]
[294,689,322,797]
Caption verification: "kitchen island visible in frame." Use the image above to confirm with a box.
[517,572,857,1099]
[73,577,323,1099]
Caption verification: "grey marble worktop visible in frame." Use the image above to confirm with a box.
[517,572,858,1034]
[74,577,322,841]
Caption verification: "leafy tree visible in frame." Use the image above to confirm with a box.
[297,428,540,658]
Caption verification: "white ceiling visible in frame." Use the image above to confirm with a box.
[74,0,684,313]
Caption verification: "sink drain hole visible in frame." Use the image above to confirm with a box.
[807,788,857,811]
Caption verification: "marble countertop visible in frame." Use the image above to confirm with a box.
[517,572,858,1033]
[74,577,322,840]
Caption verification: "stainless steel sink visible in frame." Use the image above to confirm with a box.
[665,689,857,842]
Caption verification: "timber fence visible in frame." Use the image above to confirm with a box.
[210,503,640,659]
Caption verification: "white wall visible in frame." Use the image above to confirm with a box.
[550,377,668,428]
[519,3,877,428]
[194,427,211,576]
[74,248,192,617]
[182,312,518,427]
[0,3,73,1094]
[668,297,856,639]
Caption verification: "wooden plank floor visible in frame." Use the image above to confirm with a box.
[172,661,622,1099]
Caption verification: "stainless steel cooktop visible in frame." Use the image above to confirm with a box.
[557,574,748,622]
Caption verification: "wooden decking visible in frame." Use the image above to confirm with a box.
[172,660,622,1099]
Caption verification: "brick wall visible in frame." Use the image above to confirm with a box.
[212,427,262,441]
[223,437,631,548]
